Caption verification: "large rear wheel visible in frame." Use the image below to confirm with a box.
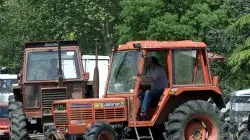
[164,100,230,140]
[83,122,118,140]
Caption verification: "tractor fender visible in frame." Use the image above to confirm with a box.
[170,86,225,108]
[155,87,225,124]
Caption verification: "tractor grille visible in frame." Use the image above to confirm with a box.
[70,109,93,120]
[42,88,67,108]
[70,108,126,121]
[54,112,68,125]
[95,108,125,119]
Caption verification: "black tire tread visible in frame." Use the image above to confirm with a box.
[164,100,231,140]
[8,95,23,119]
[8,95,30,140]
[83,122,118,140]
[238,116,250,140]
[238,131,250,140]
[10,114,30,140]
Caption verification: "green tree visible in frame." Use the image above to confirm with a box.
[227,14,250,88]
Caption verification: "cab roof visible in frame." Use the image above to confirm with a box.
[231,88,250,96]
[0,74,17,79]
[118,40,207,50]
[25,40,79,48]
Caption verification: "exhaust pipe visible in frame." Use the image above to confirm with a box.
[57,41,63,87]
[93,46,99,98]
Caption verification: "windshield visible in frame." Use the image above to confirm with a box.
[231,96,250,103]
[107,51,141,94]
[0,106,8,117]
[0,79,17,93]
[27,50,80,81]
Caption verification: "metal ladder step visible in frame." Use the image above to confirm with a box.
[134,127,154,140]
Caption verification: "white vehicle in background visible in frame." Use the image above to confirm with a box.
[82,55,109,98]
[217,88,250,140]
[0,74,17,103]
[0,74,17,94]
[228,89,250,138]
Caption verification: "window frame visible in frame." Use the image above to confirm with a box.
[23,47,84,84]
[171,49,212,87]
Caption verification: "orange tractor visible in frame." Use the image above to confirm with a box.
[49,40,229,140]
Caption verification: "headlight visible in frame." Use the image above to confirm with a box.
[54,104,66,111]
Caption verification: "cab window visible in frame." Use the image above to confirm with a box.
[172,49,204,85]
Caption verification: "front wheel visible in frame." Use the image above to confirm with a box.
[46,131,65,140]
[164,100,231,140]
[83,122,118,140]
[10,114,30,140]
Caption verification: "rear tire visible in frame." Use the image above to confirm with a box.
[164,100,231,140]
[83,122,118,140]
[10,114,30,140]
[238,116,250,140]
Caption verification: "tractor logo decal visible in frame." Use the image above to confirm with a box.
[94,103,104,108]
[94,102,125,108]
[70,104,92,108]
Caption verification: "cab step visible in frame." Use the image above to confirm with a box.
[134,127,154,140]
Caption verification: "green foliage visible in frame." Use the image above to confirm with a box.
[0,0,249,98]
[0,0,120,73]
[226,13,250,89]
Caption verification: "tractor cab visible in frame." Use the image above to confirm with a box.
[105,40,225,122]
[50,40,228,140]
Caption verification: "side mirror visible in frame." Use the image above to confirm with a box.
[212,76,218,86]
[84,72,89,81]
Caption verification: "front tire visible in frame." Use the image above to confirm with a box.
[10,114,30,140]
[83,122,118,140]
[8,95,30,140]
[8,95,22,120]
[164,100,230,140]
[46,130,64,140]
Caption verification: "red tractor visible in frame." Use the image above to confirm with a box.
[49,40,229,140]
[8,40,99,139]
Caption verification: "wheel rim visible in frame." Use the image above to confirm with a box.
[185,115,217,140]
[97,131,114,140]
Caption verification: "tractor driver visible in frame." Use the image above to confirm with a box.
[133,56,168,120]
[48,58,64,80]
